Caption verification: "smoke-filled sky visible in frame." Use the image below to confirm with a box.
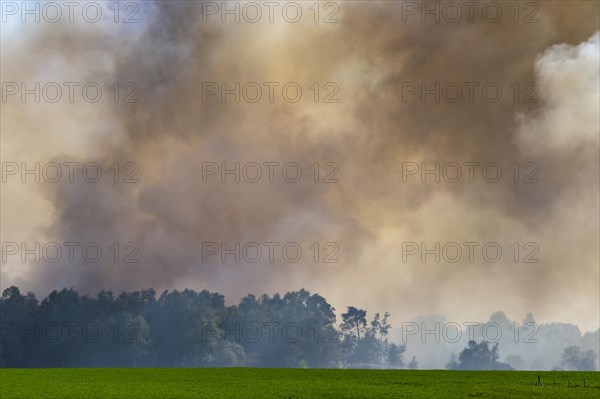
[1,1,599,332]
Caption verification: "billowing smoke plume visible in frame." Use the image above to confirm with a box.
[2,1,599,334]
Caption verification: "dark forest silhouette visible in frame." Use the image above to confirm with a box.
[0,286,405,368]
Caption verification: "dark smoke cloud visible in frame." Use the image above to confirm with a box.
[2,1,598,332]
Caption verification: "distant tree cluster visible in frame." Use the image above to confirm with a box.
[446,340,599,372]
[0,286,404,368]
[339,308,406,368]
[446,340,513,370]
[559,345,597,371]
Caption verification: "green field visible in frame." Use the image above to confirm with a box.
[1,368,598,398]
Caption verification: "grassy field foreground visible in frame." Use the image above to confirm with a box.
[1,368,599,398]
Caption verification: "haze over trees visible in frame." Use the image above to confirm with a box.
[1,287,597,370]
[400,312,599,370]
[559,345,597,371]
[0,286,403,368]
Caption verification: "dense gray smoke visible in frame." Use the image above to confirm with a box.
[2,0,599,342]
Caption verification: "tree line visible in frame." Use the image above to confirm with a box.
[0,286,406,368]
[3,286,589,370]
